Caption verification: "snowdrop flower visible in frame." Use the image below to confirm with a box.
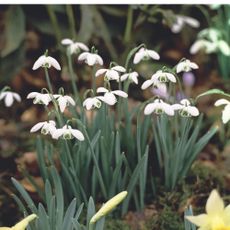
[83,97,102,110]
[176,59,199,73]
[61,38,89,54]
[53,94,76,113]
[30,120,56,135]
[0,91,21,107]
[190,39,230,56]
[133,47,160,64]
[186,189,230,230]
[78,51,103,66]
[141,77,160,90]
[97,87,128,105]
[52,125,84,141]
[171,15,200,33]
[120,71,139,84]
[144,99,174,116]
[32,55,61,70]
[214,99,230,124]
[0,213,37,230]
[95,66,126,81]
[172,99,199,117]
[27,92,52,106]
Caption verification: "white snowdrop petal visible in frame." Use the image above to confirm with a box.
[218,40,230,56]
[133,52,144,64]
[78,52,88,61]
[171,18,183,33]
[147,50,160,60]
[27,92,38,99]
[61,38,73,45]
[112,90,128,98]
[120,74,128,82]
[100,93,117,105]
[183,16,200,28]
[71,129,85,141]
[87,55,96,66]
[180,99,191,105]
[144,103,156,115]
[188,106,199,116]
[0,92,6,100]
[52,129,64,139]
[141,80,153,90]
[77,43,89,51]
[176,62,185,73]
[106,70,119,80]
[95,69,107,77]
[132,75,138,84]
[96,55,103,65]
[47,57,61,70]
[190,62,199,69]
[190,40,207,54]
[58,97,67,113]
[215,99,230,106]
[166,73,177,82]
[171,104,183,110]
[97,87,108,93]
[30,122,45,132]
[163,103,175,116]
[5,93,13,107]
[66,96,75,106]
[32,56,45,70]
[112,66,126,72]
[222,105,230,124]
[13,93,21,102]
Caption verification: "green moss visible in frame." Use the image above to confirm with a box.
[104,218,130,230]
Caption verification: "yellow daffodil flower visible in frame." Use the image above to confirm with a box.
[0,214,37,230]
[186,190,230,230]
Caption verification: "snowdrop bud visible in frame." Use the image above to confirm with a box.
[182,72,195,87]
[90,191,128,224]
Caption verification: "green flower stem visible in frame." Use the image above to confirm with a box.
[92,66,96,96]
[44,68,54,95]
[66,5,77,39]
[88,223,94,230]
[124,6,133,44]
[67,51,79,99]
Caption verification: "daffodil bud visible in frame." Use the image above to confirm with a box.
[90,191,127,224]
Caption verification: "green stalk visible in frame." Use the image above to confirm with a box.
[66,5,77,39]
[44,68,54,95]
[46,5,62,46]
[124,6,133,44]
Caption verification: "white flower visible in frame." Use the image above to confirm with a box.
[171,15,200,33]
[190,39,230,56]
[30,120,56,135]
[83,97,102,110]
[95,66,126,81]
[176,59,199,73]
[172,99,199,117]
[52,125,84,141]
[53,94,76,113]
[214,99,230,124]
[61,38,89,54]
[144,99,174,116]
[120,71,139,84]
[97,87,128,105]
[0,91,21,107]
[27,92,52,105]
[32,55,61,70]
[78,52,103,66]
[133,47,160,64]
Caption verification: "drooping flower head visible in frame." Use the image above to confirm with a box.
[172,99,199,117]
[214,99,230,124]
[61,38,89,54]
[186,189,230,230]
[133,47,160,64]
[0,90,21,107]
[95,65,126,81]
[30,120,56,135]
[83,97,102,110]
[144,99,174,116]
[27,92,52,106]
[78,51,103,66]
[32,55,61,70]
[52,125,84,141]
[176,59,199,73]
[53,94,76,113]
[120,71,139,84]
